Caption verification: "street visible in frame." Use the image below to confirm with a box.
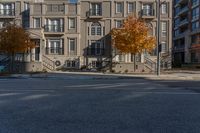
[0,73,200,133]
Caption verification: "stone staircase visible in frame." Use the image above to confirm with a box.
[42,55,55,72]
[144,55,157,73]
[144,53,172,73]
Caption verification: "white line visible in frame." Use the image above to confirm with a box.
[65,84,113,88]
[0,90,55,92]
[93,83,133,89]
[65,82,145,88]
[132,92,200,95]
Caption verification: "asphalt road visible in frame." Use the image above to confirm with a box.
[0,73,200,133]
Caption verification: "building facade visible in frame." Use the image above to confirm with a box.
[0,0,172,72]
[173,0,200,67]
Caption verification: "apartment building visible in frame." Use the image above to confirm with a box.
[0,0,172,72]
[173,0,200,67]
[80,0,172,70]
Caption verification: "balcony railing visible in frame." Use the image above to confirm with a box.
[0,9,15,16]
[44,25,64,32]
[192,1,200,7]
[173,46,185,52]
[179,19,188,27]
[178,6,189,15]
[87,48,105,56]
[141,9,154,17]
[86,9,102,17]
[46,47,64,55]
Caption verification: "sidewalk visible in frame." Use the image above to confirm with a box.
[0,70,200,81]
[52,71,200,81]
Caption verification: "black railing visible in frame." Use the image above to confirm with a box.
[87,9,102,17]
[87,48,105,56]
[0,9,15,16]
[46,47,64,55]
[141,9,154,16]
[44,25,64,32]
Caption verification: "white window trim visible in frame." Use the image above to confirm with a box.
[115,20,123,28]
[69,18,76,29]
[68,38,77,55]
[161,3,167,14]
[128,2,134,13]
[161,41,167,53]
[161,22,167,37]
[116,2,122,13]
[33,18,41,28]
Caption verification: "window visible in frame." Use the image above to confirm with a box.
[88,40,104,55]
[192,21,199,31]
[33,18,40,28]
[174,29,179,36]
[24,2,29,11]
[128,3,134,13]
[69,18,76,29]
[192,0,199,6]
[191,34,199,44]
[47,4,65,12]
[91,22,101,35]
[69,38,76,55]
[69,0,78,3]
[46,39,63,55]
[161,22,167,37]
[0,3,15,16]
[161,3,167,14]
[66,60,76,67]
[91,61,101,68]
[161,42,167,53]
[45,18,64,32]
[91,3,102,16]
[116,2,123,13]
[192,7,199,20]
[142,4,153,16]
[115,20,123,28]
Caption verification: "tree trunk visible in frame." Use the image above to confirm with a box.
[10,53,15,73]
[109,54,113,73]
[134,54,136,72]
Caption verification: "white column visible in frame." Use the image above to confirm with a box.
[31,48,35,61]
[141,53,144,63]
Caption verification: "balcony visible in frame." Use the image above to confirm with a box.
[173,30,188,40]
[141,9,155,19]
[44,25,64,33]
[177,6,189,16]
[192,1,200,8]
[86,9,102,18]
[173,46,185,52]
[179,19,189,27]
[0,9,15,17]
[87,48,105,56]
[175,0,188,5]
[45,47,64,55]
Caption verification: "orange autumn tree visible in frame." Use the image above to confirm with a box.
[0,24,35,72]
[110,16,156,72]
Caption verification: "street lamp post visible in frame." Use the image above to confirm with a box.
[156,0,161,76]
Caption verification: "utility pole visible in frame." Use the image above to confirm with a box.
[157,0,161,76]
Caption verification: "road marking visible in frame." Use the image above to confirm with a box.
[21,94,50,100]
[0,89,55,92]
[0,93,21,97]
[65,82,147,88]
[128,92,200,95]
[93,83,134,89]
[65,83,114,88]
